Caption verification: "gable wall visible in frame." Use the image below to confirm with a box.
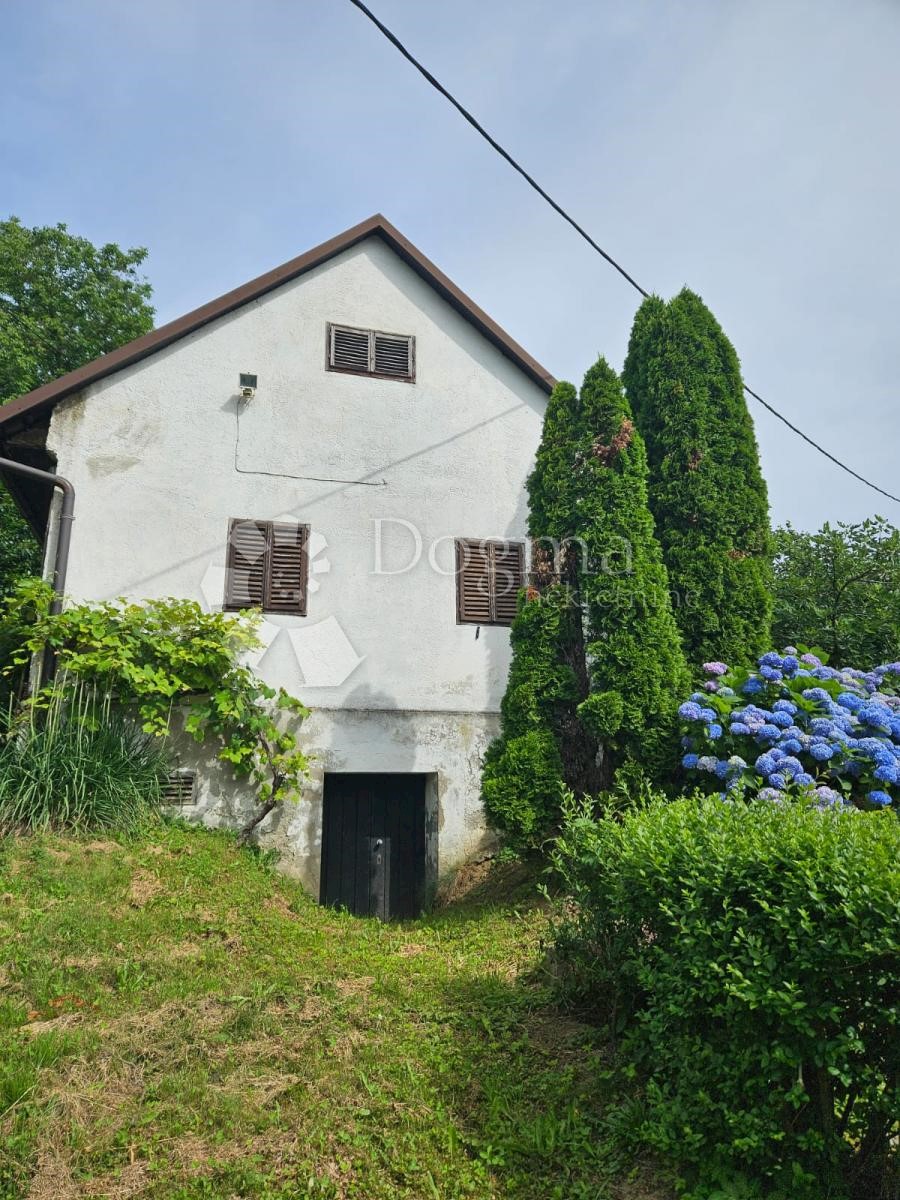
[47,236,547,718]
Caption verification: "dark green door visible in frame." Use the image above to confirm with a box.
[320,773,427,920]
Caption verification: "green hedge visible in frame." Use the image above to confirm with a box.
[552,795,900,1198]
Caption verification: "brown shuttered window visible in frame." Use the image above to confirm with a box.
[455,538,526,626]
[327,323,415,381]
[224,519,309,615]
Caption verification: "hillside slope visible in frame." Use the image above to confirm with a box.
[0,825,668,1200]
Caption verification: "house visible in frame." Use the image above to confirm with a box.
[0,215,554,917]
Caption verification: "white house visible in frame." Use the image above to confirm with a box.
[0,215,554,916]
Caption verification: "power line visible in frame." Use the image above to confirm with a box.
[347,0,900,507]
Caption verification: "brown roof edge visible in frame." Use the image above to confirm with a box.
[0,214,556,433]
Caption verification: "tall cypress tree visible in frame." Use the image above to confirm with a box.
[482,382,598,846]
[482,362,689,846]
[575,359,690,781]
[623,289,772,667]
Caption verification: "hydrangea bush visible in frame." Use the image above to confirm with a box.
[679,649,900,811]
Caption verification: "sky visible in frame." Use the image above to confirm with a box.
[3,0,898,530]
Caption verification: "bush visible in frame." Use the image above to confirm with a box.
[0,686,170,834]
[552,794,900,1197]
[0,580,310,842]
[679,650,900,812]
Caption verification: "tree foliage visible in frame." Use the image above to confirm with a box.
[622,288,772,667]
[0,216,155,592]
[482,359,689,846]
[773,517,900,668]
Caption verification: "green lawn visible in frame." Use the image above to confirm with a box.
[0,824,669,1199]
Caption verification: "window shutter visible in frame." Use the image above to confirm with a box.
[373,333,413,378]
[492,542,526,625]
[224,519,309,615]
[456,539,525,625]
[331,325,370,372]
[225,519,268,610]
[267,522,309,615]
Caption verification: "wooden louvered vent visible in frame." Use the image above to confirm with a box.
[224,519,309,615]
[328,324,414,380]
[456,539,525,626]
[163,771,196,807]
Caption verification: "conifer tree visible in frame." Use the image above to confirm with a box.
[623,289,772,667]
[482,363,689,845]
[575,359,691,780]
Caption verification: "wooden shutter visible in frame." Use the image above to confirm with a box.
[267,522,309,615]
[331,325,370,372]
[492,542,526,624]
[224,519,268,610]
[224,519,309,615]
[373,333,413,379]
[456,539,525,626]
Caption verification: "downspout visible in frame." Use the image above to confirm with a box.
[0,456,75,615]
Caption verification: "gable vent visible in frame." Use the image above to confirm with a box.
[328,324,415,381]
[162,770,197,807]
[331,326,370,372]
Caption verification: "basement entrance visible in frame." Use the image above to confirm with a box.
[320,773,428,920]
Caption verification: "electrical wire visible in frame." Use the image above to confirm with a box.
[347,0,900,506]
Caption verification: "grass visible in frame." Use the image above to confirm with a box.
[0,823,671,1199]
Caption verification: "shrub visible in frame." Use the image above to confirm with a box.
[552,794,900,1197]
[0,686,170,834]
[0,579,310,842]
[679,649,900,811]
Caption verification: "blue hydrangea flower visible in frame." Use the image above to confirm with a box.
[757,724,781,742]
[795,772,814,786]
[773,699,797,715]
[768,772,787,789]
[873,763,899,784]
[867,790,893,807]
[681,753,699,769]
[779,738,803,755]
[770,711,793,729]
[730,722,751,735]
[697,756,718,773]
[755,753,777,777]
[781,655,800,673]
[802,688,832,704]
[760,666,782,682]
[810,743,835,762]
[708,723,723,740]
[837,693,864,712]
[758,787,783,802]
[699,708,717,723]
[678,702,703,721]
[759,652,784,669]
[779,757,804,777]
[714,760,730,779]
[742,678,764,696]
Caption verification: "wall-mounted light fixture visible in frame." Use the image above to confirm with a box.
[239,372,258,398]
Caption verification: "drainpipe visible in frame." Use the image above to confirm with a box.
[0,456,75,615]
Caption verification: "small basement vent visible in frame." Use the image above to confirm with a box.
[162,770,196,807]
[328,324,414,380]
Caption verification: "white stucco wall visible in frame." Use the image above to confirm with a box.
[46,235,548,893]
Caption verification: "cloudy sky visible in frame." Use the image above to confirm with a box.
[4,0,898,529]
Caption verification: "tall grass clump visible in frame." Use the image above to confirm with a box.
[0,684,171,835]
